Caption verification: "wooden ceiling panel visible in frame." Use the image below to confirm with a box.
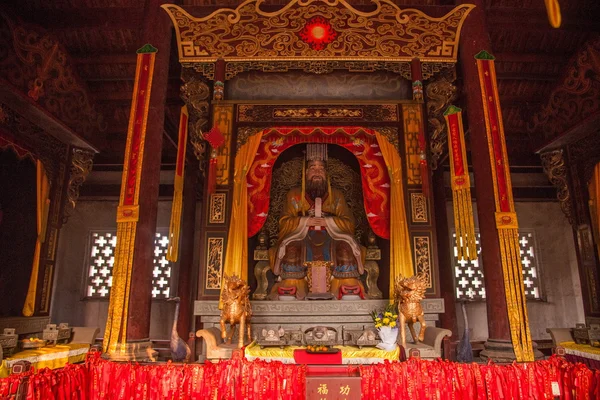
[53,28,139,54]
[490,29,590,55]
[76,63,138,81]
[20,0,141,9]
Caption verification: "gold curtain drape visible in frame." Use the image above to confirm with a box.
[589,163,600,259]
[23,160,51,316]
[167,106,189,262]
[220,132,264,305]
[375,131,414,299]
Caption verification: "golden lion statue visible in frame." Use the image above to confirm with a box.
[220,274,253,348]
[394,273,428,347]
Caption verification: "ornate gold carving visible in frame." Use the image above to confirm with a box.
[64,148,94,222]
[421,62,455,81]
[425,67,457,169]
[402,103,423,185]
[181,69,210,168]
[273,107,362,119]
[238,104,398,123]
[372,126,399,151]
[529,37,600,145]
[0,14,102,140]
[267,157,367,246]
[236,126,267,150]
[209,193,226,224]
[163,2,473,63]
[223,60,414,80]
[213,104,234,185]
[540,149,574,225]
[410,192,428,223]
[413,236,432,288]
[206,237,224,290]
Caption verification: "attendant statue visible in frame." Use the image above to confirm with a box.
[269,144,365,299]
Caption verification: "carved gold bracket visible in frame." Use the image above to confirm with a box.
[65,148,94,216]
[425,67,457,170]
[540,149,575,225]
[181,69,210,168]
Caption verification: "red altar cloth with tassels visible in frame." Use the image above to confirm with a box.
[3,352,600,399]
[246,127,391,239]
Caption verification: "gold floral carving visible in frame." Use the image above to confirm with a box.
[410,192,428,223]
[402,103,422,185]
[425,67,457,170]
[224,60,413,81]
[540,149,574,225]
[64,148,94,221]
[238,104,398,123]
[206,237,224,290]
[162,1,474,62]
[413,236,432,288]
[273,107,362,119]
[209,193,226,224]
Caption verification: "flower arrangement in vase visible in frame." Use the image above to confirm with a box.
[371,303,399,351]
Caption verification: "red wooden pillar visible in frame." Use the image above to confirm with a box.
[122,0,172,352]
[176,162,198,341]
[457,0,513,360]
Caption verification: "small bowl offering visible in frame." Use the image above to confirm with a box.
[20,338,47,349]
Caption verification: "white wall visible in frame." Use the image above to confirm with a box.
[451,201,585,341]
[50,200,177,340]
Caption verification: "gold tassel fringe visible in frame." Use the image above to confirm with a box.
[452,187,477,260]
[498,227,534,362]
[103,221,137,354]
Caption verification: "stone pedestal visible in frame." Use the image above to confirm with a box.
[102,340,157,362]
[479,339,544,363]
[194,299,445,356]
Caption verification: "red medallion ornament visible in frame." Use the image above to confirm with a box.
[299,16,337,50]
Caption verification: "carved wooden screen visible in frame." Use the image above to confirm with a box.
[453,230,542,301]
[86,230,174,299]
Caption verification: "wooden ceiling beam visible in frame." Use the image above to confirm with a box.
[23,8,143,30]
[494,52,567,64]
[486,9,599,31]
[71,54,138,65]
[496,72,559,81]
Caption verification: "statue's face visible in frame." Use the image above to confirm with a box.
[306,160,328,199]
[306,160,327,183]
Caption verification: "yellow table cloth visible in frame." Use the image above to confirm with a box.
[245,341,400,364]
[560,341,600,361]
[0,343,90,378]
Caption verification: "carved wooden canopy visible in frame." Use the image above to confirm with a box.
[162,0,473,79]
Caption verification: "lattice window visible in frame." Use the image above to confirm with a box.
[86,231,173,299]
[453,231,542,301]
